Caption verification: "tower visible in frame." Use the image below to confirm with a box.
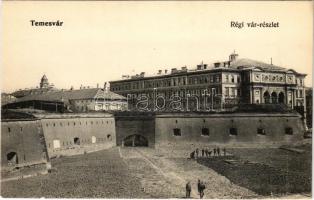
[40,75,49,88]
[229,50,239,62]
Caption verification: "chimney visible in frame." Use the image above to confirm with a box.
[80,84,83,89]
[97,83,99,88]
[165,69,168,74]
[140,72,145,77]
[181,66,187,71]
[271,57,273,65]
[171,68,177,74]
[158,70,162,74]
[214,62,221,68]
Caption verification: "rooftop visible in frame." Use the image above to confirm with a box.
[111,54,305,82]
[14,88,126,103]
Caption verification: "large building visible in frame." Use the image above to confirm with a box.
[109,53,307,112]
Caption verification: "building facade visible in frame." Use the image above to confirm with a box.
[109,53,307,112]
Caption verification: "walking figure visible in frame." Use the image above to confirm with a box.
[197,179,201,196]
[217,147,220,156]
[213,148,216,156]
[201,149,205,157]
[196,148,199,158]
[200,181,206,199]
[223,148,226,156]
[208,151,212,157]
[186,181,191,198]
[190,151,195,159]
[205,149,208,157]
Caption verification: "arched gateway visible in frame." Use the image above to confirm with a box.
[123,134,148,147]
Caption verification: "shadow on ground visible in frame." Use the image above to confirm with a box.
[196,144,311,196]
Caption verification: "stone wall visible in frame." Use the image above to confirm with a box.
[1,120,48,170]
[155,113,305,147]
[40,116,116,158]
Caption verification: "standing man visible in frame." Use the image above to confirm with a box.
[200,181,206,199]
[223,147,226,156]
[196,148,199,158]
[213,148,216,156]
[186,181,192,198]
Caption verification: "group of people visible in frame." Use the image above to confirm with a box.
[190,147,227,159]
[185,179,206,199]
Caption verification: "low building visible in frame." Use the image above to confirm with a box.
[1,93,16,106]
[305,87,312,128]
[3,88,128,112]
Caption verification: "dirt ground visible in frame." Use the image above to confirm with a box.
[1,143,312,198]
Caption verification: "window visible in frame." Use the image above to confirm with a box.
[107,134,112,141]
[225,75,229,82]
[229,128,237,135]
[173,128,181,136]
[8,127,11,132]
[225,87,229,96]
[215,75,220,83]
[53,140,61,149]
[257,128,266,135]
[74,137,80,145]
[285,127,293,135]
[231,75,234,83]
[92,136,96,143]
[20,127,23,132]
[201,128,210,136]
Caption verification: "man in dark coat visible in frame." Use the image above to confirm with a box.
[200,181,206,199]
[196,148,199,158]
[197,179,201,196]
[186,181,192,198]
[190,151,195,159]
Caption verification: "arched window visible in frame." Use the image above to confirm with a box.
[7,152,18,165]
[271,92,278,104]
[264,91,270,104]
[278,92,285,104]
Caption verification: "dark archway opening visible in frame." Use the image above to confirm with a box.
[123,134,148,147]
[264,91,270,104]
[74,137,80,145]
[278,92,285,104]
[271,92,278,104]
[7,152,18,165]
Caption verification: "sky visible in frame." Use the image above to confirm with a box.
[2,1,313,93]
